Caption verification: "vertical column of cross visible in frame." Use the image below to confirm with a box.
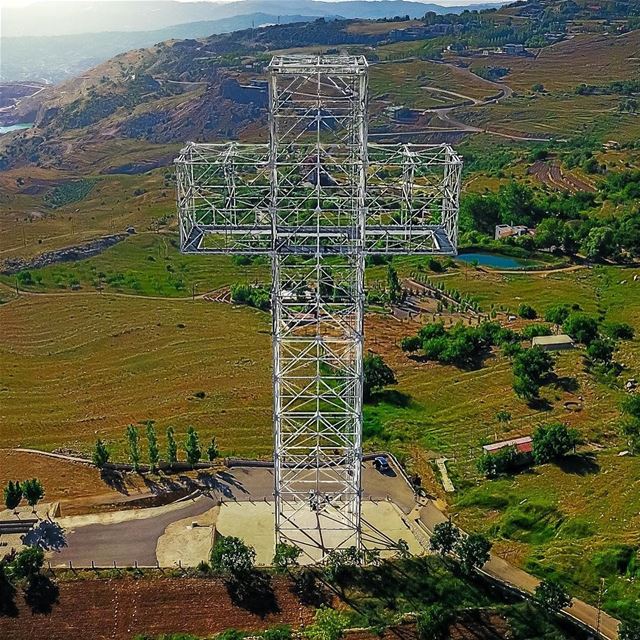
[269,58,369,555]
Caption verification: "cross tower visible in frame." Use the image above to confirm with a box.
[175,55,462,559]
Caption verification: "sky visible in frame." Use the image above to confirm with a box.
[0,0,501,7]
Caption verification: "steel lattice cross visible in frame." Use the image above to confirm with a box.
[175,54,462,560]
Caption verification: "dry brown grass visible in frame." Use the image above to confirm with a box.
[0,294,272,458]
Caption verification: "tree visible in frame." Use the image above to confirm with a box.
[416,604,453,640]
[304,606,349,640]
[563,312,599,345]
[166,426,178,466]
[532,423,579,464]
[3,480,22,511]
[534,579,571,613]
[92,439,110,468]
[22,479,44,513]
[206,436,219,462]
[273,542,302,573]
[477,446,528,478]
[544,303,572,326]
[583,225,618,260]
[325,546,363,583]
[513,347,554,386]
[210,535,255,578]
[496,410,512,426]
[619,621,640,640]
[586,338,614,363]
[429,519,460,555]
[386,263,402,304]
[513,374,540,402]
[401,335,421,353]
[145,421,159,472]
[126,424,141,472]
[184,426,201,467]
[518,303,537,319]
[455,533,491,575]
[363,353,397,401]
[10,546,44,581]
[621,395,640,454]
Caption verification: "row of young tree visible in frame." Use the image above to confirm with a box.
[92,421,220,472]
[3,479,45,513]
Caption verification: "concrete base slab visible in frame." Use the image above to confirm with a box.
[215,499,425,564]
[156,505,219,567]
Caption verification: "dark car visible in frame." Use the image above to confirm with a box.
[373,456,390,473]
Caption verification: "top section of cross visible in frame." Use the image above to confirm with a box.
[175,54,462,256]
[268,54,369,75]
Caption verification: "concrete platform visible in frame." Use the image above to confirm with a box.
[215,499,425,564]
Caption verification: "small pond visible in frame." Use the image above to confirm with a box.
[457,252,532,270]
[0,123,33,135]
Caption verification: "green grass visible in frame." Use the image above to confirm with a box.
[1,233,269,297]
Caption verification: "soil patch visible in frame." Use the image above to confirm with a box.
[0,575,316,640]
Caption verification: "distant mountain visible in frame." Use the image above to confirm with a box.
[1,14,328,83]
[1,0,506,37]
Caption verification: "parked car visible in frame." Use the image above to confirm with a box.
[373,456,390,473]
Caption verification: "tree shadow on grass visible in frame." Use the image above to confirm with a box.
[552,375,580,393]
[226,571,278,617]
[556,453,600,476]
[368,389,415,409]
[528,397,553,411]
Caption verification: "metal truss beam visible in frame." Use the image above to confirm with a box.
[176,54,462,560]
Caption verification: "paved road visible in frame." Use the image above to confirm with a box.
[48,461,414,568]
[52,496,217,567]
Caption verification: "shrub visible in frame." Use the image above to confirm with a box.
[477,446,530,478]
[210,536,256,578]
[532,423,579,464]
[562,312,599,345]
[416,604,452,640]
[605,322,634,340]
[518,303,537,319]
[429,520,460,555]
[304,606,349,640]
[521,324,552,340]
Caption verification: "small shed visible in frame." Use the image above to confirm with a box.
[532,334,575,351]
[483,436,533,455]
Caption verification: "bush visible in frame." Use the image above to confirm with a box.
[605,322,634,340]
[532,423,579,464]
[521,324,552,340]
[563,312,599,345]
[210,536,256,577]
[401,336,421,353]
[304,606,349,640]
[363,354,396,400]
[544,303,572,325]
[477,446,530,478]
[416,604,452,640]
[518,303,537,319]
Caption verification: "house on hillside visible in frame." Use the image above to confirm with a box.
[482,436,533,455]
[532,335,575,351]
[495,224,534,240]
[503,43,525,56]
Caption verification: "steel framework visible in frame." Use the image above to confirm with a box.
[175,54,462,558]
